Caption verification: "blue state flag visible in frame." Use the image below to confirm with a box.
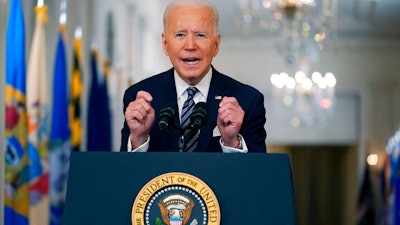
[4,0,29,224]
[87,51,112,151]
[49,28,71,225]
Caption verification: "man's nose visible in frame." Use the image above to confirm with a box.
[185,35,196,50]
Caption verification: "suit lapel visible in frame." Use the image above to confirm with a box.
[155,69,182,149]
[197,68,228,152]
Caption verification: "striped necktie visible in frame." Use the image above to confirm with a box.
[181,87,199,152]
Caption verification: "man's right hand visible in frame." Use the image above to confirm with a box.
[125,90,155,149]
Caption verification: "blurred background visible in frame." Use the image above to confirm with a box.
[1,0,400,225]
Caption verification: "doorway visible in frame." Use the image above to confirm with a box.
[269,145,358,225]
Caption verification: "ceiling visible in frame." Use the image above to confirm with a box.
[208,0,400,41]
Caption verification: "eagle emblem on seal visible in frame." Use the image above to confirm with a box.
[158,194,195,225]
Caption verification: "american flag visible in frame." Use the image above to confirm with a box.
[170,217,182,225]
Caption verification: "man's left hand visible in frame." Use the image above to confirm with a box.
[217,97,244,148]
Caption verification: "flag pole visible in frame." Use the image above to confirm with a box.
[59,0,67,26]
[37,0,44,7]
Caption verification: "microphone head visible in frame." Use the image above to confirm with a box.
[191,102,208,128]
[158,106,175,129]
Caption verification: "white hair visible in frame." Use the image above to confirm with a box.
[163,0,220,34]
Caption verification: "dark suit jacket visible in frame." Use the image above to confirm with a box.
[120,67,267,153]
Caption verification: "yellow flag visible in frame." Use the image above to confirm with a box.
[69,37,83,152]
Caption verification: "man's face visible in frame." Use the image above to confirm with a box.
[162,6,220,85]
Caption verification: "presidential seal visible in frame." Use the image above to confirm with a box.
[131,172,220,225]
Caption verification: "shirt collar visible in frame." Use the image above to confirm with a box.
[174,68,212,99]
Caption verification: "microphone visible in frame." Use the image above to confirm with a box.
[190,102,208,131]
[158,105,176,138]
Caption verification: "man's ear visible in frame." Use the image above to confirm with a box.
[161,32,169,56]
[213,34,221,57]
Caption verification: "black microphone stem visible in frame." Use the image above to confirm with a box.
[178,134,185,152]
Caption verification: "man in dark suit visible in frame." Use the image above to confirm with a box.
[120,0,266,153]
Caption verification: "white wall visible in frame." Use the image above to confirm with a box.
[214,38,400,143]
[214,38,400,173]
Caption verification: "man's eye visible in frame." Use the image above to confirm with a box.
[197,34,206,38]
[176,33,185,38]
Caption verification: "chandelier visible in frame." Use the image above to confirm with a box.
[270,71,336,127]
[238,0,338,48]
[238,0,338,127]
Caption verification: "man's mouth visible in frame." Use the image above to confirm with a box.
[182,58,200,65]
